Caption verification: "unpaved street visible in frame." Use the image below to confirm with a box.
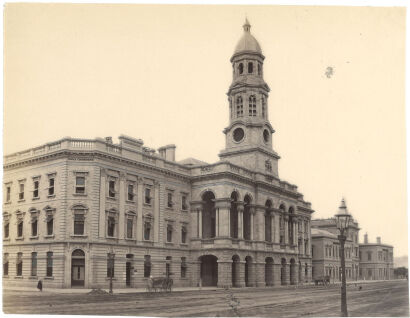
[3,280,409,317]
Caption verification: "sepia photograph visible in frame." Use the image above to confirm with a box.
[2,2,408,317]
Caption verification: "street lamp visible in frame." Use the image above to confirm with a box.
[334,198,352,317]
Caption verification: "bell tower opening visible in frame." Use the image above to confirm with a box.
[219,19,280,176]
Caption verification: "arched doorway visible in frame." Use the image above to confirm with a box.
[243,195,252,240]
[245,256,253,287]
[298,261,302,284]
[265,257,274,286]
[202,192,216,239]
[232,255,240,287]
[71,249,85,287]
[200,255,218,286]
[305,263,308,282]
[230,192,239,238]
[281,258,287,285]
[290,259,296,285]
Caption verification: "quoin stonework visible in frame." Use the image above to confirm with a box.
[3,20,394,289]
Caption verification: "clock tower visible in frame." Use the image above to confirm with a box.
[219,19,280,177]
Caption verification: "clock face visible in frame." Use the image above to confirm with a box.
[263,129,270,143]
[233,128,245,142]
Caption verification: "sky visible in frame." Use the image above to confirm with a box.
[4,4,408,257]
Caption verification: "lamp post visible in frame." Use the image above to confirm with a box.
[334,198,352,317]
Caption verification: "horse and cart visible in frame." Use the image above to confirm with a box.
[146,276,173,293]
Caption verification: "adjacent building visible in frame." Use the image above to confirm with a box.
[311,199,360,282]
[3,20,315,289]
[359,234,394,280]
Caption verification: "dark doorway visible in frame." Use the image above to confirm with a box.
[265,257,274,286]
[200,255,218,286]
[126,262,131,286]
[71,249,85,287]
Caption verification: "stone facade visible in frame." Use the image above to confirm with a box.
[359,234,394,280]
[3,20,314,289]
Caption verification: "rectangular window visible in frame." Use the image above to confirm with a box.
[167,193,173,208]
[33,180,39,198]
[74,214,85,235]
[181,227,187,244]
[17,220,23,237]
[3,253,9,276]
[144,255,151,278]
[368,252,372,261]
[107,216,115,237]
[181,257,187,278]
[75,176,85,194]
[181,195,187,210]
[46,252,53,277]
[145,188,151,205]
[127,184,134,201]
[167,224,173,242]
[48,178,55,196]
[31,252,37,276]
[107,254,115,278]
[16,253,23,276]
[144,222,151,241]
[47,216,54,235]
[4,223,9,238]
[127,218,133,239]
[108,180,115,198]
[31,218,38,237]
[19,183,25,200]
[6,186,11,202]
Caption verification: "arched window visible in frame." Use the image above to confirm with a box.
[258,63,261,75]
[248,62,253,74]
[72,205,87,236]
[238,63,243,75]
[249,95,256,116]
[236,96,243,117]
[262,96,266,118]
[265,200,273,242]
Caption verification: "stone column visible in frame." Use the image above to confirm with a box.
[153,181,160,242]
[118,173,126,240]
[238,261,246,287]
[274,213,280,243]
[271,215,275,243]
[190,201,203,238]
[214,199,231,238]
[307,220,312,256]
[255,259,266,287]
[191,260,201,287]
[283,263,290,285]
[217,259,232,288]
[273,263,281,286]
[284,216,289,244]
[99,168,107,238]
[307,264,312,283]
[250,207,255,240]
[254,206,265,241]
[237,202,244,239]
[299,264,305,284]
[136,177,144,241]
[247,260,256,287]
[290,263,298,285]
[293,222,297,246]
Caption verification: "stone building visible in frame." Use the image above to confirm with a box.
[311,199,360,282]
[359,234,394,280]
[3,20,314,289]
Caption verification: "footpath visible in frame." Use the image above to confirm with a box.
[2,279,401,295]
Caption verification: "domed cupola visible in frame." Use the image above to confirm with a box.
[232,19,263,56]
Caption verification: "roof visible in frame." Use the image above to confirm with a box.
[311,228,338,239]
[178,157,208,167]
[233,19,262,55]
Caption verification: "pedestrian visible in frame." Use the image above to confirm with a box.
[37,279,43,292]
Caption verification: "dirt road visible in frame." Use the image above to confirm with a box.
[3,280,409,317]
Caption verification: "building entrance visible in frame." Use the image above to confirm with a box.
[200,255,218,286]
[71,249,85,287]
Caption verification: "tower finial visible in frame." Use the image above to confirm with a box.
[243,18,251,32]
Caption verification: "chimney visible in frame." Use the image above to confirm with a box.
[364,233,368,244]
[158,144,176,162]
[105,137,113,144]
[377,237,381,244]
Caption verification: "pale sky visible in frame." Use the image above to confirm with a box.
[4,4,407,257]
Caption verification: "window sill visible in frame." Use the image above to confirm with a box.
[71,235,87,238]
[32,197,40,201]
[47,194,56,199]
[3,238,10,242]
[3,275,9,278]
[15,276,23,279]
[166,207,174,211]
[29,276,38,279]
[181,209,188,212]
[180,243,188,247]
[30,236,39,240]
[106,196,117,201]
[44,276,54,280]
[125,238,137,241]
[126,200,136,204]
[105,277,117,281]
[106,236,118,240]
[165,242,174,245]
[73,193,87,197]
[44,234,55,239]
[143,203,152,207]
[4,201,11,205]
[18,199,25,203]
[15,237,24,241]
